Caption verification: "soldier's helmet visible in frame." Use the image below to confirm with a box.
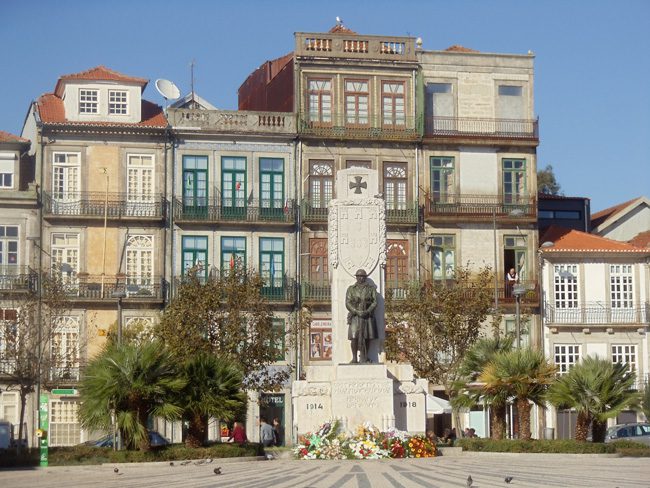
[355,269,367,277]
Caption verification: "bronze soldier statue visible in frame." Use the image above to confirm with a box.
[345,269,378,363]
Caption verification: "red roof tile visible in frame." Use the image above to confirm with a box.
[445,45,480,53]
[591,197,641,228]
[540,225,648,254]
[329,24,357,34]
[0,130,29,144]
[628,230,650,248]
[36,93,167,128]
[55,66,148,96]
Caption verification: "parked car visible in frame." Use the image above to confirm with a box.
[82,431,170,448]
[604,422,650,446]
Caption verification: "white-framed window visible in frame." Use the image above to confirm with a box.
[610,264,633,308]
[383,162,407,211]
[50,316,80,382]
[554,344,581,374]
[0,391,19,431]
[0,152,15,189]
[126,235,153,293]
[0,225,19,267]
[79,89,98,114]
[127,154,155,216]
[0,309,18,374]
[612,344,636,372]
[553,264,578,309]
[51,233,79,284]
[49,399,81,446]
[52,152,80,200]
[109,90,128,115]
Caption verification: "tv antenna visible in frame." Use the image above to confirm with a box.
[155,78,180,112]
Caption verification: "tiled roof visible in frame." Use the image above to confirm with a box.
[329,24,357,34]
[629,230,650,248]
[36,93,167,128]
[445,45,480,53]
[0,130,29,144]
[55,66,148,96]
[591,197,641,228]
[540,225,648,254]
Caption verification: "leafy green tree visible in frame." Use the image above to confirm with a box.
[546,356,640,442]
[537,164,562,195]
[179,352,246,447]
[453,336,513,439]
[385,265,493,403]
[480,348,556,440]
[78,341,184,451]
[155,267,293,391]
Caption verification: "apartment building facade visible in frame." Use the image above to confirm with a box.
[21,66,169,446]
[540,226,650,438]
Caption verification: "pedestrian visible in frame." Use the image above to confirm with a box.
[272,417,283,446]
[228,421,247,444]
[259,417,275,447]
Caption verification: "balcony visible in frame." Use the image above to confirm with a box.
[424,116,539,145]
[301,281,331,304]
[174,198,296,226]
[545,303,650,325]
[42,192,167,221]
[298,113,420,141]
[295,32,417,62]
[49,363,81,384]
[497,280,539,306]
[424,193,536,223]
[64,274,167,303]
[169,108,295,134]
[0,266,37,293]
[261,276,297,304]
[386,280,413,300]
[301,199,419,226]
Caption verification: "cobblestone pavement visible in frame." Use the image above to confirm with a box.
[0,454,647,488]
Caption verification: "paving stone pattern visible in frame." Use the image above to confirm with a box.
[0,454,647,488]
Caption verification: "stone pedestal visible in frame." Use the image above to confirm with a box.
[292,363,426,435]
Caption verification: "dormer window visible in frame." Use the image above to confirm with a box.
[79,89,98,114]
[109,90,128,115]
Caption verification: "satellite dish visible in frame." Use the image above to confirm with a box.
[155,79,180,100]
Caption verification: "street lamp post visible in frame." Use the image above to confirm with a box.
[110,288,126,450]
[512,283,527,348]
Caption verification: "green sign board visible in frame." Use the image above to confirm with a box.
[39,394,48,467]
[51,389,77,396]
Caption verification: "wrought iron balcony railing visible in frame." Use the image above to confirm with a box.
[545,303,650,325]
[63,274,167,301]
[42,191,167,220]
[0,359,17,375]
[301,282,331,303]
[424,193,536,221]
[298,113,420,141]
[174,198,296,225]
[0,265,37,292]
[49,364,81,383]
[425,116,539,140]
[301,198,419,225]
[261,277,297,303]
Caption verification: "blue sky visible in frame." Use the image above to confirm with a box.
[1,0,648,212]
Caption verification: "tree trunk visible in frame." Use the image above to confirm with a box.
[516,397,531,440]
[185,413,207,448]
[17,388,28,456]
[591,418,607,443]
[490,402,507,439]
[574,411,591,442]
[137,408,151,451]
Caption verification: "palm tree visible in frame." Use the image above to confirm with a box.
[453,336,513,439]
[179,352,246,447]
[79,341,185,451]
[546,356,640,442]
[480,348,556,440]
